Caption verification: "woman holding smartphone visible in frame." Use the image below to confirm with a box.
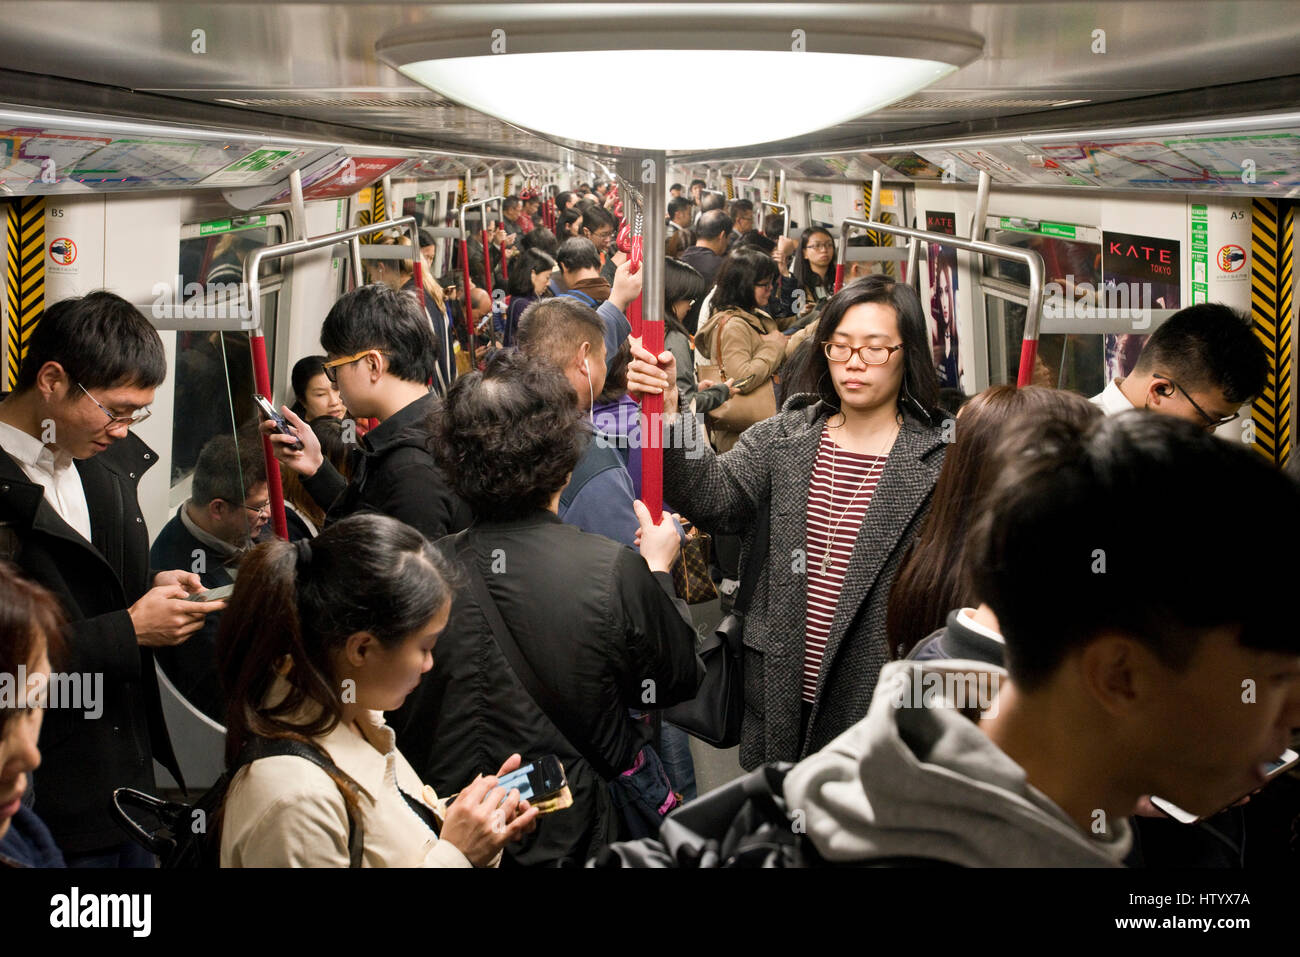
[218,513,537,867]
[627,276,945,772]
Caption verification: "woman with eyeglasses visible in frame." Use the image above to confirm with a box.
[694,247,815,453]
[627,276,945,771]
[776,227,838,324]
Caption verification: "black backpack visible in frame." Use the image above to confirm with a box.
[111,736,363,868]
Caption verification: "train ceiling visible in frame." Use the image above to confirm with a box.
[0,1,1298,196]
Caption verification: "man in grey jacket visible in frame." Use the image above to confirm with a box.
[785,412,1300,866]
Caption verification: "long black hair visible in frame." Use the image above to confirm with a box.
[790,275,942,424]
[506,248,557,298]
[712,247,780,314]
[663,257,709,340]
[792,226,836,297]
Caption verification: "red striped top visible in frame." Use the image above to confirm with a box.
[803,426,887,704]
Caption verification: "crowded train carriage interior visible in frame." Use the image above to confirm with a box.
[1,0,1299,898]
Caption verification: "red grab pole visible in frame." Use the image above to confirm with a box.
[249,333,288,540]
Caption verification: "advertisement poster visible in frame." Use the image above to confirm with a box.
[925,210,960,388]
[1101,231,1180,382]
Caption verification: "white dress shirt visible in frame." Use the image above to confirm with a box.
[0,419,92,541]
[1090,378,1137,416]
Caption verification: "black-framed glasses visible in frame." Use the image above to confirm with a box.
[1153,372,1240,429]
[805,242,835,251]
[77,382,151,426]
[824,342,903,365]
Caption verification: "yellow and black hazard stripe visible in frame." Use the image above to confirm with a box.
[5,197,45,390]
[1250,199,1294,468]
[457,175,468,205]
[724,175,734,200]
[860,181,897,279]
[503,174,513,198]
[355,179,390,242]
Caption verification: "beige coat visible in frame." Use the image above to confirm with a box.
[221,678,486,868]
[695,306,814,452]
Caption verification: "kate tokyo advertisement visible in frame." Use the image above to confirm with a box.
[1101,231,1180,383]
[925,211,960,388]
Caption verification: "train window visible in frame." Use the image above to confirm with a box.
[978,218,1104,395]
[172,217,286,487]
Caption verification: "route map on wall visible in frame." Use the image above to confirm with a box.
[0,129,112,184]
[1035,132,1300,191]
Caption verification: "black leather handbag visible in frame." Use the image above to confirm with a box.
[664,499,769,749]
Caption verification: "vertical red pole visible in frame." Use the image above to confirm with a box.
[834,263,845,292]
[249,333,288,540]
[460,237,474,356]
[1016,339,1038,388]
[500,240,509,302]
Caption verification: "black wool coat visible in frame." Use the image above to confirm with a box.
[0,432,184,854]
[663,394,946,769]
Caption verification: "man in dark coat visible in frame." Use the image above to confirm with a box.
[267,284,472,541]
[0,292,225,865]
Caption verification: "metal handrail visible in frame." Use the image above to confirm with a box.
[838,215,1046,388]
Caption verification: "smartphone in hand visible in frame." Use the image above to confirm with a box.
[253,394,303,450]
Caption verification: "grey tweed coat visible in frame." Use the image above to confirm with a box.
[664,393,946,770]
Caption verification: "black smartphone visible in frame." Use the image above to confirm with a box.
[253,394,303,450]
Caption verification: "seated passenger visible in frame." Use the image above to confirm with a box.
[390,352,703,866]
[219,513,536,867]
[150,431,269,721]
[0,562,66,868]
[1090,302,1267,429]
[264,284,473,542]
[783,411,1300,866]
[885,385,1101,661]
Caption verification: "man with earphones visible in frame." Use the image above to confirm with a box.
[514,259,665,547]
[1090,303,1267,433]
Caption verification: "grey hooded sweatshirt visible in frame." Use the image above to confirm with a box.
[783,659,1132,867]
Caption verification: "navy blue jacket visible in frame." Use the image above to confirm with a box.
[0,806,65,868]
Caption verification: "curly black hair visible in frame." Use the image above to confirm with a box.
[433,349,585,519]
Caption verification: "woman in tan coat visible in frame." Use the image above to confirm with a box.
[217,513,538,867]
[695,247,814,452]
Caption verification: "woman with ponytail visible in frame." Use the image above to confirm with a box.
[218,513,537,867]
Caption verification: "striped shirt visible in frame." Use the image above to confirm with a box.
[802,427,886,704]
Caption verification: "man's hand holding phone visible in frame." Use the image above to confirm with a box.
[259,404,323,479]
[130,580,225,648]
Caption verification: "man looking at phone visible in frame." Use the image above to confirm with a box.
[782,413,1300,866]
[0,291,224,866]
[148,431,267,721]
[266,283,473,541]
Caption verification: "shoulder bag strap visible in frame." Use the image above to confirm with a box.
[454,536,620,779]
[733,496,771,617]
[713,314,731,380]
[238,736,364,867]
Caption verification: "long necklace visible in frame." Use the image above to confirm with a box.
[817,420,898,575]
